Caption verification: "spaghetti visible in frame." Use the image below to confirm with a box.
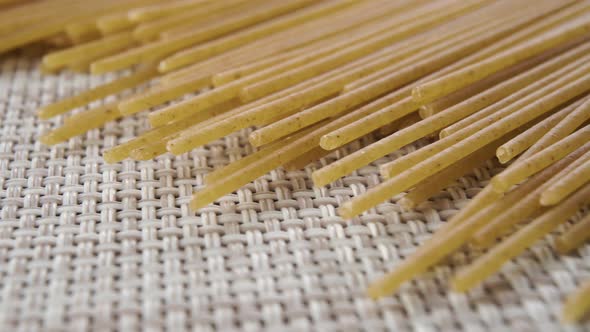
[1,0,588,324]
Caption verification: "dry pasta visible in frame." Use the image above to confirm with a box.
[0,0,586,324]
[555,212,590,254]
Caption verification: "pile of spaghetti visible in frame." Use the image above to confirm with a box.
[2,0,590,323]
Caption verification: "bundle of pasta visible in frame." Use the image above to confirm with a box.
[1,0,589,323]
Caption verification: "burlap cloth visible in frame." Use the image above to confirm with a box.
[1,55,589,332]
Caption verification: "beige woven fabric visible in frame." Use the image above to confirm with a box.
[0,56,589,332]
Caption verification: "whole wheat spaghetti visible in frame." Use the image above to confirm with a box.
[2,0,590,324]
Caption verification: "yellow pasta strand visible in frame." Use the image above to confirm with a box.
[159,0,453,85]
[40,101,122,145]
[339,70,590,219]
[519,95,590,161]
[412,13,590,104]
[561,280,590,323]
[495,99,582,164]
[491,124,590,193]
[379,60,590,181]
[131,0,247,41]
[127,0,209,23]
[440,45,590,138]
[64,21,100,44]
[417,55,546,118]
[42,32,136,71]
[314,51,580,185]
[157,0,358,72]
[555,212,590,254]
[398,142,496,210]
[541,155,590,206]
[38,64,158,119]
[252,3,552,147]
[211,46,313,87]
[103,98,240,163]
[91,0,315,74]
[204,139,288,185]
[189,78,415,208]
[366,185,503,298]
[472,144,590,247]
[189,122,328,210]
[161,55,368,147]
[120,0,387,116]
[96,12,135,35]
[317,43,590,185]
[378,113,422,137]
[239,0,489,103]
[450,183,590,292]
[322,47,547,150]
[248,12,515,147]
[139,18,401,122]
[283,146,332,171]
